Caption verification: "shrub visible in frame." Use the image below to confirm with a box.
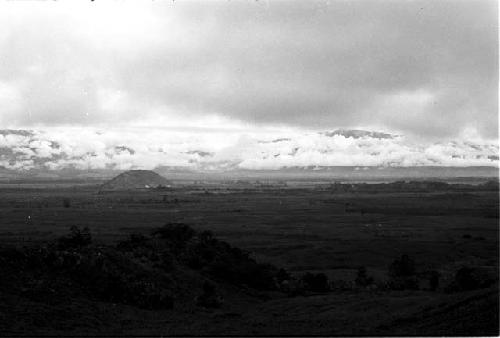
[153,223,195,251]
[428,270,440,291]
[455,267,478,290]
[246,263,278,290]
[196,281,223,308]
[116,233,148,251]
[355,266,374,287]
[389,254,416,278]
[128,280,174,310]
[387,255,419,290]
[283,279,307,296]
[276,268,291,284]
[157,251,175,272]
[207,258,277,291]
[182,234,221,269]
[330,279,354,291]
[387,276,419,290]
[62,198,71,208]
[71,249,174,310]
[180,231,278,291]
[199,230,215,244]
[57,226,92,250]
[449,267,496,292]
[124,223,282,292]
[301,272,330,292]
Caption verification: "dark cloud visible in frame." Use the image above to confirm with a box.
[0,0,497,139]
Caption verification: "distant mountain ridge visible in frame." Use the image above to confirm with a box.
[322,129,395,139]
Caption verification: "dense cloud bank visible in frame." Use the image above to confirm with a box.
[0,128,497,171]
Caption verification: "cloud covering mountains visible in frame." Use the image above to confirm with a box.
[0,128,497,171]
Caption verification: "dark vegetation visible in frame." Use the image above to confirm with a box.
[1,227,174,311]
[355,266,374,287]
[0,178,497,335]
[0,223,497,334]
[62,197,71,208]
[388,254,419,290]
[121,223,280,291]
[446,267,497,293]
[0,223,285,317]
[196,281,223,308]
[301,272,330,292]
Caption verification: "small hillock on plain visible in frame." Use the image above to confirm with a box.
[99,170,171,192]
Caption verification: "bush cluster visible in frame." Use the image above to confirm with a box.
[119,223,281,291]
[57,226,92,250]
[196,281,223,308]
[301,272,330,292]
[3,226,174,310]
[183,229,278,291]
[445,267,497,292]
[387,254,419,290]
[355,266,374,287]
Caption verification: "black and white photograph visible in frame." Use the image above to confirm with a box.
[0,0,498,336]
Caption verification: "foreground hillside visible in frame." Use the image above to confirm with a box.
[0,224,279,334]
[0,223,497,336]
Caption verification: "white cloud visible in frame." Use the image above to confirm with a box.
[0,127,497,171]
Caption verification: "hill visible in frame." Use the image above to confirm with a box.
[0,224,497,335]
[99,170,171,192]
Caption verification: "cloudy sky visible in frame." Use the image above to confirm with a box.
[0,0,497,169]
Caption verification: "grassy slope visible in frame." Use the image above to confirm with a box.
[1,285,497,335]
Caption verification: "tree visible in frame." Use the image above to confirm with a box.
[63,198,71,208]
[387,255,418,290]
[153,223,196,253]
[389,254,416,278]
[453,267,495,291]
[276,268,291,284]
[196,281,223,308]
[355,266,374,287]
[302,272,330,292]
[429,270,440,291]
[58,226,92,250]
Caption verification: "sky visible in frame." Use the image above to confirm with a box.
[0,0,498,169]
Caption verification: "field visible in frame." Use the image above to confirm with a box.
[0,177,498,335]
